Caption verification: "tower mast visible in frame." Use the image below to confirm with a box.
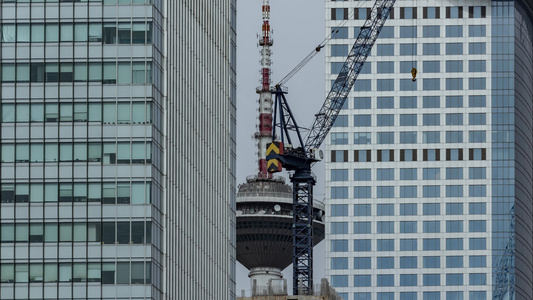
[256,0,274,179]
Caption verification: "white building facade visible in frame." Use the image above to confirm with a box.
[0,1,236,300]
[325,0,533,300]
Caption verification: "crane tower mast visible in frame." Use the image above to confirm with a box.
[267,0,397,295]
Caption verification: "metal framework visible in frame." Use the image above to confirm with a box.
[268,0,396,295]
[305,0,396,150]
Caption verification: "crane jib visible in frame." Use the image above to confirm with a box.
[304,0,397,151]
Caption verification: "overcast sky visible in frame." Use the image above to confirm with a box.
[235,0,326,294]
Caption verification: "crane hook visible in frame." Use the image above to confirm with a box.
[315,45,324,52]
[411,67,417,82]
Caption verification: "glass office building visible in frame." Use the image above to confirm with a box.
[0,1,236,300]
[325,0,532,299]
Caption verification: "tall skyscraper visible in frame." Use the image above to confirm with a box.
[0,1,236,300]
[325,1,532,299]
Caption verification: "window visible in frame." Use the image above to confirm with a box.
[400,132,417,144]
[354,204,371,216]
[446,203,463,215]
[400,168,417,180]
[423,78,440,90]
[469,25,486,37]
[331,133,348,144]
[380,26,394,38]
[354,132,371,145]
[400,203,417,215]
[446,43,463,55]
[445,257,464,269]
[469,185,486,197]
[331,204,348,217]
[446,78,463,90]
[469,42,486,54]
[377,204,394,216]
[446,149,463,161]
[424,168,440,180]
[377,239,394,251]
[354,275,371,287]
[400,239,417,251]
[331,240,348,252]
[400,149,418,161]
[470,292,487,300]
[469,131,486,143]
[377,79,394,91]
[423,203,440,215]
[354,222,371,234]
[400,186,417,198]
[446,25,463,37]
[446,185,463,197]
[331,169,348,181]
[423,25,440,37]
[469,203,486,215]
[423,256,440,268]
[353,257,371,269]
[331,27,348,39]
[377,186,394,198]
[400,61,417,74]
[354,97,371,109]
[446,274,463,286]
[377,274,394,287]
[331,222,348,234]
[424,7,440,18]
[446,113,463,126]
[377,257,394,269]
[469,148,486,160]
[400,43,417,55]
[354,239,372,251]
[354,186,371,199]
[377,62,394,74]
[446,96,463,107]
[400,26,417,38]
[469,256,486,267]
[400,256,417,268]
[354,115,371,127]
[377,221,394,234]
[446,131,463,143]
[332,8,347,20]
[423,274,440,286]
[354,169,371,181]
[331,275,348,287]
[469,220,486,232]
[446,167,463,179]
[469,273,486,286]
[446,238,463,250]
[469,60,486,72]
[331,150,348,162]
[331,62,344,74]
[423,114,439,126]
[469,78,486,90]
[331,45,348,57]
[446,221,463,233]
[446,60,463,73]
[400,96,417,108]
[423,43,440,55]
[401,292,417,300]
[377,132,394,144]
[424,221,440,233]
[331,187,348,199]
[354,79,371,91]
[377,44,394,56]
[423,131,440,143]
[423,61,440,73]
[401,221,417,233]
[332,115,348,127]
[377,115,394,126]
[377,97,394,109]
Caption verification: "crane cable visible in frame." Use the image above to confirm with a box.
[276,1,366,87]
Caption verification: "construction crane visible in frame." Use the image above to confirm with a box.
[266,0,397,295]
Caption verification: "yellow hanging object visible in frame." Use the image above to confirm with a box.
[411,67,417,82]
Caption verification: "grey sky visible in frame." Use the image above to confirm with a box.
[236,0,326,294]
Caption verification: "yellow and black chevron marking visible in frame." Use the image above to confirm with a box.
[266,141,283,173]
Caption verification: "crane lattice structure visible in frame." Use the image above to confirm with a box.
[493,205,515,300]
[267,0,397,295]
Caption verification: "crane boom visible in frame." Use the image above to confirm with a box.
[305,0,396,151]
[267,0,396,295]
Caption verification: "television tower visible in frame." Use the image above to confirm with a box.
[236,0,325,293]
